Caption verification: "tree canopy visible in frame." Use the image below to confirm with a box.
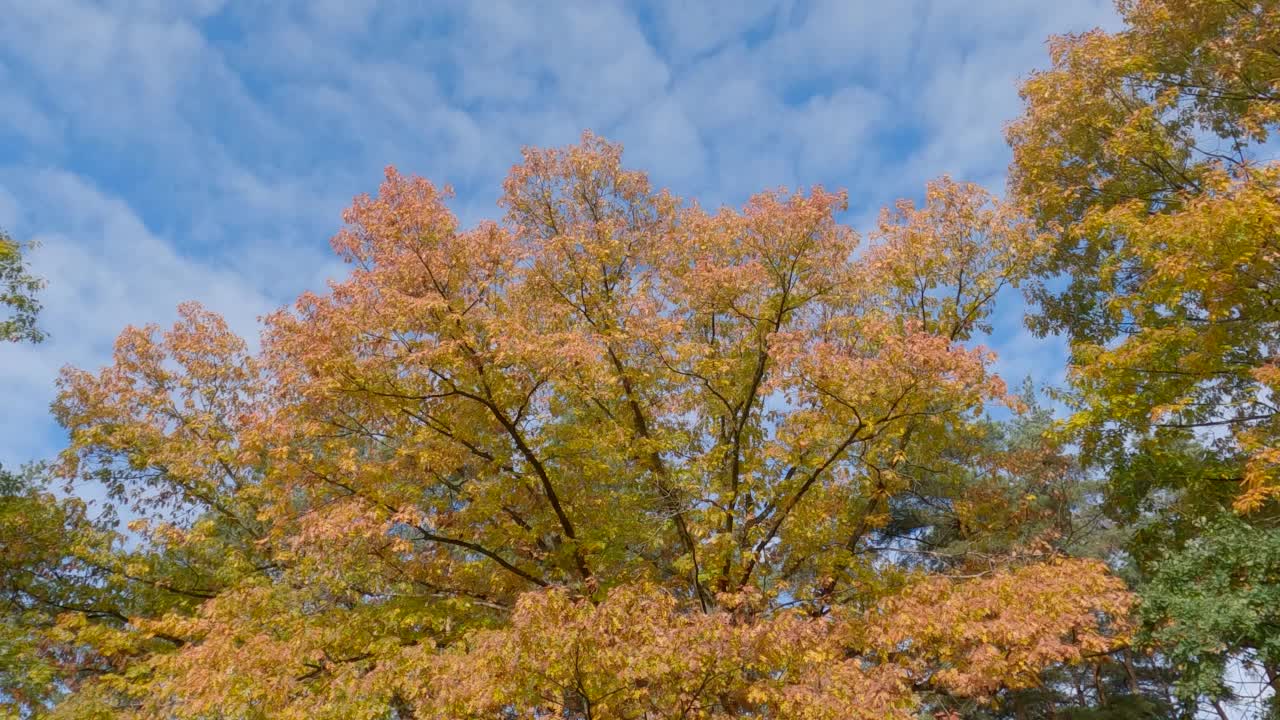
[2,137,1130,720]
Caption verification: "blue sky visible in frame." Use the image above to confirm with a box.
[0,0,1121,469]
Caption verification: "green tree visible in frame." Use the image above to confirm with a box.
[0,231,45,344]
[1139,518,1280,717]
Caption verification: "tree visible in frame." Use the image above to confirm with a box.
[1007,0,1280,715]
[1139,517,1280,714]
[1008,0,1280,514]
[0,230,45,344]
[0,466,67,718]
[0,229,52,715]
[8,135,1135,719]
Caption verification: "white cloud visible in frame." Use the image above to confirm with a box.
[614,94,709,187]
[0,169,274,466]
[6,0,215,138]
[642,0,778,63]
[0,0,1123,471]
[761,0,927,85]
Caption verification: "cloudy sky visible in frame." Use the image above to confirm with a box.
[0,0,1121,469]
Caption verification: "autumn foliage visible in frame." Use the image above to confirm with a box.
[3,133,1136,720]
[1009,0,1280,513]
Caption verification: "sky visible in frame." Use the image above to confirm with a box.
[0,0,1124,470]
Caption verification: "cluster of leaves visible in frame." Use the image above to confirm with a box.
[1138,517,1280,708]
[0,230,44,343]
